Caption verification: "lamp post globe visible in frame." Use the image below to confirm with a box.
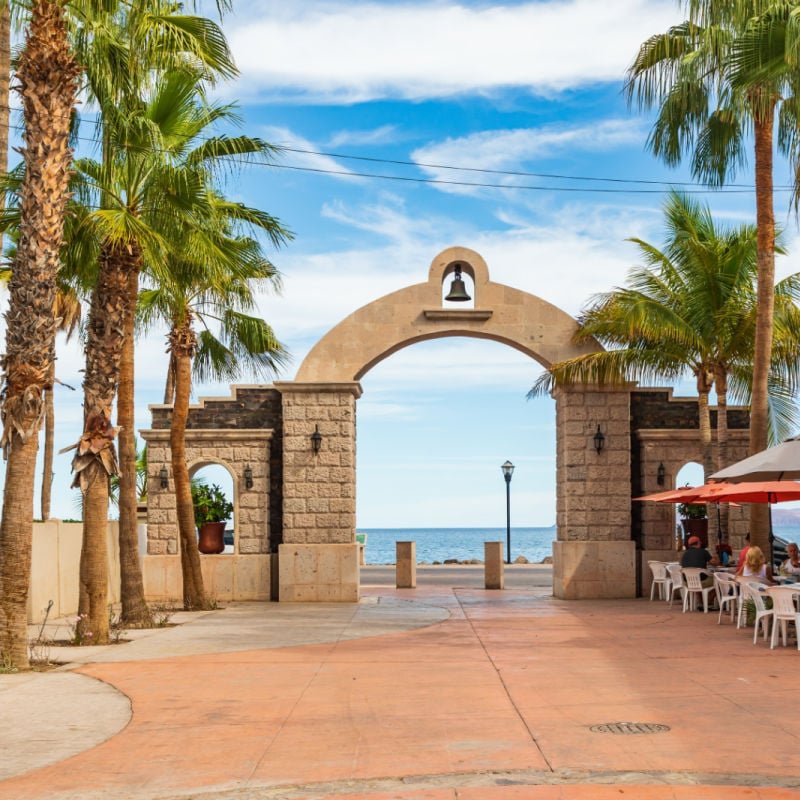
[501,461,514,564]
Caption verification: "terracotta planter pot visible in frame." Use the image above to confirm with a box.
[198,521,226,554]
[681,518,708,548]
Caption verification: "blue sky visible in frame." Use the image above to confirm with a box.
[5,0,800,527]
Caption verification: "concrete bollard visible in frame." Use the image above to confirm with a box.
[396,541,416,588]
[484,541,504,589]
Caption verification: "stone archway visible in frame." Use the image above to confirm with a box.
[277,246,638,602]
[141,246,749,603]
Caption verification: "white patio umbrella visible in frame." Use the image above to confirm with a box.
[709,437,800,482]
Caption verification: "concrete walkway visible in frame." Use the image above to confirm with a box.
[2,585,800,800]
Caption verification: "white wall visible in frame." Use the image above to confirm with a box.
[27,521,120,624]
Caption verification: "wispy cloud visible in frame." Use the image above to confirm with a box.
[328,125,402,148]
[411,119,646,194]
[262,125,357,181]
[225,0,677,104]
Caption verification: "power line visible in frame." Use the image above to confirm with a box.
[2,102,792,194]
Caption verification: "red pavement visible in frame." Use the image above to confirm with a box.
[2,587,800,800]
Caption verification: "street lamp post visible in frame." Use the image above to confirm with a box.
[501,460,514,564]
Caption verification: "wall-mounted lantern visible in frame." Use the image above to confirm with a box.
[159,466,169,489]
[656,462,666,486]
[244,465,254,490]
[310,424,323,454]
[592,425,605,455]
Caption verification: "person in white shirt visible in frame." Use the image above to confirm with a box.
[780,542,800,576]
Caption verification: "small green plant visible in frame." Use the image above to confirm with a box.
[678,502,707,520]
[29,600,54,665]
[0,653,18,674]
[148,602,175,627]
[108,607,128,644]
[191,483,233,525]
[68,614,94,646]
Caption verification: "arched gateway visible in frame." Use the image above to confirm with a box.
[141,247,751,602]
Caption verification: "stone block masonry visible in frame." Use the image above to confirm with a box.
[274,382,361,547]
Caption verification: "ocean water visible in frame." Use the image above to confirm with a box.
[358,525,800,566]
[358,527,556,565]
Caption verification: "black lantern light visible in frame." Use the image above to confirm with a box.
[444,263,471,302]
[159,466,169,489]
[500,461,515,565]
[656,462,666,486]
[244,465,254,490]
[310,424,323,454]
[593,425,605,454]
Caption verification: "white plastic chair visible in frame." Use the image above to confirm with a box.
[647,561,669,601]
[682,568,715,613]
[742,582,774,644]
[714,572,738,625]
[666,563,684,609]
[765,587,800,649]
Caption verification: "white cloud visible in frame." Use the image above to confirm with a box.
[261,126,357,181]
[411,119,646,194]
[328,125,402,148]
[224,0,678,104]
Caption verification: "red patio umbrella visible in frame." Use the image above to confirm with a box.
[691,480,800,564]
[692,480,800,504]
[633,486,704,503]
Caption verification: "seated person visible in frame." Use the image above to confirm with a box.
[716,541,733,566]
[681,535,719,585]
[735,533,750,576]
[780,542,800,576]
[741,545,775,585]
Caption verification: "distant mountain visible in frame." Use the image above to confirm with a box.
[771,508,800,526]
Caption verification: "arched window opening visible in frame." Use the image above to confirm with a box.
[190,463,235,554]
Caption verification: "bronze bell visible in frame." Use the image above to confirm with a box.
[445,263,471,302]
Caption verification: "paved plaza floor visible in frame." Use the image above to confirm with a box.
[2,580,800,800]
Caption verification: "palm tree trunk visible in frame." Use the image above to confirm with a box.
[75,240,140,644]
[117,269,151,626]
[170,317,207,609]
[0,0,11,255]
[0,0,79,669]
[163,353,176,405]
[749,98,776,554]
[714,366,730,543]
[697,371,717,542]
[40,363,54,520]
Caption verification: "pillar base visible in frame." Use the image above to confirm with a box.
[553,541,636,599]
[278,543,359,602]
[142,554,271,602]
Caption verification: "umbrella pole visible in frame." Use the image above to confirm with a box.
[768,494,775,571]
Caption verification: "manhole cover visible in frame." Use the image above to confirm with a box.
[589,722,670,735]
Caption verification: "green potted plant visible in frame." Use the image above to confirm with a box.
[192,482,233,554]
[678,501,708,548]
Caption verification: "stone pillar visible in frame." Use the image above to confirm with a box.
[396,541,416,588]
[553,385,635,599]
[484,541,504,589]
[275,382,361,602]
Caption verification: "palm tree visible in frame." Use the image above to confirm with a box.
[0,0,80,669]
[68,8,238,639]
[139,202,288,609]
[625,0,800,549]
[530,192,800,539]
[73,1,237,627]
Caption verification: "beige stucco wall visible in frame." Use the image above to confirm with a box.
[28,521,120,623]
